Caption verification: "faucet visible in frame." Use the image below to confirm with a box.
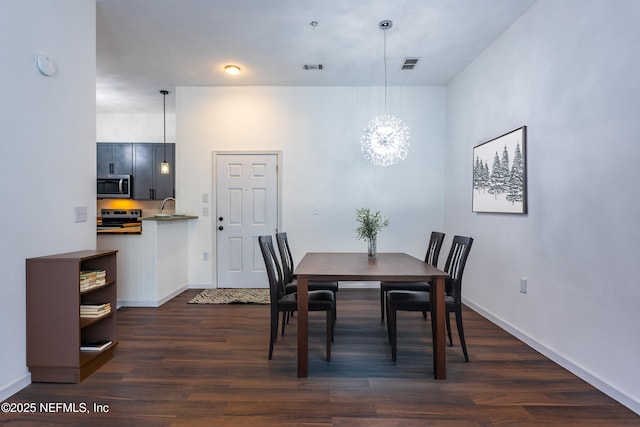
[160,197,175,212]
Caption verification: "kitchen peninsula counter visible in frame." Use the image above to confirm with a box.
[139,215,198,221]
[97,215,197,307]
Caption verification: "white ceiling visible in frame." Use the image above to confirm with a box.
[96,0,537,114]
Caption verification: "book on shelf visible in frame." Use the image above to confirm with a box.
[80,311,110,318]
[80,340,112,351]
[81,303,111,310]
[79,269,107,291]
[80,303,111,317]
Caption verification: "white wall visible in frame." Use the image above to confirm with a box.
[97,112,175,143]
[446,0,640,413]
[0,0,96,400]
[176,86,446,286]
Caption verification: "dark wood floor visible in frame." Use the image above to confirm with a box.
[4,288,638,426]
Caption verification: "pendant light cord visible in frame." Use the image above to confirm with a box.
[383,27,388,114]
[162,91,167,162]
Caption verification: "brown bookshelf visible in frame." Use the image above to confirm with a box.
[26,250,118,383]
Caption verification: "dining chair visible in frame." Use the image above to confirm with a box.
[276,232,339,328]
[258,235,335,361]
[386,235,473,362]
[379,231,445,322]
[275,232,339,296]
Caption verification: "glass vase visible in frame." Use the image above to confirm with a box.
[368,237,377,260]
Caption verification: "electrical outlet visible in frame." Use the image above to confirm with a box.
[520,278,527,294]
[202,252,209,261]
[202,207,209,216]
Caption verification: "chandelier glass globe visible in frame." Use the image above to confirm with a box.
[361,114,410,166]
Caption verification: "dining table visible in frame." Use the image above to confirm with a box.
[294,252,450,379]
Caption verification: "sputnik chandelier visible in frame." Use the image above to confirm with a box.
[361,20,410,167]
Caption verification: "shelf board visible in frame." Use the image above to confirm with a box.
[80,341,117,363]
[80,279,114,295]
[79,311,113,328]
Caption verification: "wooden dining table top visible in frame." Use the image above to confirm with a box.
[295,252,449,282]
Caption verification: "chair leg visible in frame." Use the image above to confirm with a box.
[331,307,335,342]
[455,308,469,362]
[333,291,337,323]
[281,312,288,336]
[386,298,392,343]
[269,310,278,360]
[445,311,453,346]
[326,309,332,362]
[391,310,398,362]
[388,302,398,362]
[380,287,386,323]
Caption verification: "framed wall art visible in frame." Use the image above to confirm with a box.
[472,126,527,214]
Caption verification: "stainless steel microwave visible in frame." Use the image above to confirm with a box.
[97,175,132,198]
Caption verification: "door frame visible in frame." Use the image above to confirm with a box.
[212,150,282,288]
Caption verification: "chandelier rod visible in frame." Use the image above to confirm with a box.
[383,25,388,114]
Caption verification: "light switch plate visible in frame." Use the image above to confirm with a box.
[74,206,87,223]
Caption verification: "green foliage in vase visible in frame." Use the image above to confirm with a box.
[355,208,389,241]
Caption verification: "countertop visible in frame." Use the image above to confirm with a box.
[139,215,198,221]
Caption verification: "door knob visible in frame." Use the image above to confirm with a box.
[218,217,224,221]
[218,226,224,231]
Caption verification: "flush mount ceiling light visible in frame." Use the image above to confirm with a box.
[160,90,170,175]
[224,65,241,75]
[360,20,410,167]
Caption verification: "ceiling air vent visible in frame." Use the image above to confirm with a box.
[401,58,419,70]
[302,64,324,70]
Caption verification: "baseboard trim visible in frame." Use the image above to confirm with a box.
[463,297,640,416]
[158,285,188,306]
[0,371,31,402]
[118,285,188,308]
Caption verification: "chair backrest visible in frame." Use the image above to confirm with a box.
[443,235,474,302]
[258,235,286,303]
[424,231,446,267]
[275,232,295,284]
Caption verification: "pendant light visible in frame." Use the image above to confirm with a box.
[160,90,170,174]
[360,20,410,167]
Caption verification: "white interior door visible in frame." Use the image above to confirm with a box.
[216,153,278,288]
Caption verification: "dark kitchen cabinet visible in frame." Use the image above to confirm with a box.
[97,143,133,176]
[132,143,175,200]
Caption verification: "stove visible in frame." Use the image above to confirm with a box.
[98,209,142,230]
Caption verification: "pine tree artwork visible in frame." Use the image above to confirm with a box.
[472,126,527,213]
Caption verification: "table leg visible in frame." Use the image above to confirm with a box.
[431,276,446,379]
[297,276,309,377]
